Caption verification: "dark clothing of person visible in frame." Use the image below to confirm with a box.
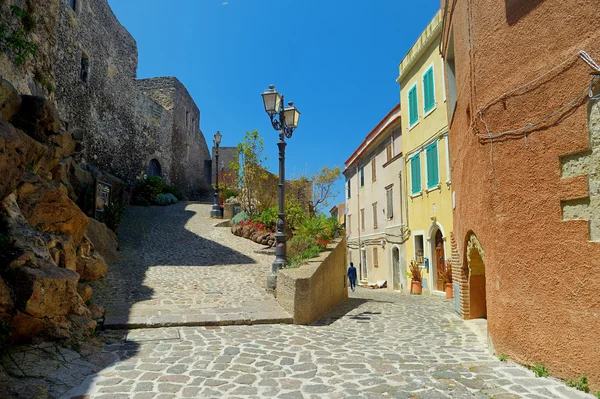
[348,265,357,291]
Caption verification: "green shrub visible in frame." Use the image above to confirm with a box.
[155,193,177,206]
[254,206,278,230]
[287,235,315,259]
[296,215,326,238]
[162,184,182,200]
[133,176,164,204]
[285,197,307,231]
[301,245,321,259]
[232,211,249,225]
[102,201,126,232]
[220,188,239,201]
[566,375,589,393]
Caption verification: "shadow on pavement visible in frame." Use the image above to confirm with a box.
[312,297,393,326]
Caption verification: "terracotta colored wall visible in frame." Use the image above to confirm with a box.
[442,0,600,388]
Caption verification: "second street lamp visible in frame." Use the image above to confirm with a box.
[210,131,223,218]
[261,84,300,290]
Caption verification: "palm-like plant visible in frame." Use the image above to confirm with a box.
[409,259,422,282]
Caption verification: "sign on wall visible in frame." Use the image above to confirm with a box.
[94,180,112,220]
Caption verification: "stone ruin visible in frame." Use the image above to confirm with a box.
[0,0,212,199]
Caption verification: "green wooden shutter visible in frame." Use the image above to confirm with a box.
[411,155,421,194]
[409,87,418,125]
[424,68,435,112]
[426,142,439,188]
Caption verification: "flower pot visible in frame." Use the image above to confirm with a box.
[411,280,422,295]
[445,283,454,299]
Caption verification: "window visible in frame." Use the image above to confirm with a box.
[346,179,351,198]
[415,235,424,264]
[410,154,421,195]
[371,158,376,182]
[372,203,378,229]
[68,0,77,11]
[373,247,379,268]
[408,85,419,127]
[360,167,364,187]
[386,144,392,162]
[80,51,89,83]
[347,215,351,235]
[386,186,393,220]
[360,208,365,231]
[426,141,439,188]
[423,66,435,113]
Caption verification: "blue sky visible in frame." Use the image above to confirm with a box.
[107,0,441,210]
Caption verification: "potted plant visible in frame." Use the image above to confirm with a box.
[408,259,423,294]
[438,260,454,299]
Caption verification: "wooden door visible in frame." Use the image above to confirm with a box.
[435,230,445,291]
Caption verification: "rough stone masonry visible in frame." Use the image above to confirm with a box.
[0,0,211,199]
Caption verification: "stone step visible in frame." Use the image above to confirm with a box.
[102,311,293,330]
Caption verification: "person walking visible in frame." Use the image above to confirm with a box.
[348,262,357,292]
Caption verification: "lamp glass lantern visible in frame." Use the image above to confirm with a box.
[214,131,222,146]
[283,102,300,129]
[262,85,282,116]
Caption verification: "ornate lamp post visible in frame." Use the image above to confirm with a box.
[210,131,223,218]
[261,85,301,290]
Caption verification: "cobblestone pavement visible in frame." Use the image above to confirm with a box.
[89,203,291,328]
[60,289,593,399]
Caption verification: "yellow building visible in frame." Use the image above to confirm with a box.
[344,104,407,291]
[397,10,453,294]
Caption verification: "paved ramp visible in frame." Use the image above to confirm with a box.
[89,203,291,328]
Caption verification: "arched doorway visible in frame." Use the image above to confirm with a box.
[429,224,446,293]
[391,246,404,291]
[466,234,486,319]
[147,159,162,178]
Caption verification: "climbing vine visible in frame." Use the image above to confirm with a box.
[0,4,36,66]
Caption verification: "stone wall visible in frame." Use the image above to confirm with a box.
[213,146,239,188]
[276,238,348,325]
[137,77,210,199]
[0,0,211,197]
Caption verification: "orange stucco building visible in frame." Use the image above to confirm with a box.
[441,0,600,388]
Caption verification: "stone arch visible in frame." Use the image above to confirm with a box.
[147,158,162,178]
[465,232,486,319]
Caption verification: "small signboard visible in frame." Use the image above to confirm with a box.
[94,180,112,220]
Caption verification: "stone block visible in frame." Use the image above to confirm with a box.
[16,174,89,246]
[85,218,120,264]
[10,95,61,143]
[0,79,21,121]
[9,263,80,318]
[0,120,27,201]
[76,253,108,281]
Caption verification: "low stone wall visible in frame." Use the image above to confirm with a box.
[276,237,348,325]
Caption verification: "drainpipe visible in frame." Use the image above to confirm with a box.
[356,162,362,282]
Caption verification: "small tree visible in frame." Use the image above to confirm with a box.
[230,130,270,214]
[311,165,341,213]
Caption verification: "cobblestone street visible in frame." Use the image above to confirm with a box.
[89,203,291,328]
[61,289,590,399]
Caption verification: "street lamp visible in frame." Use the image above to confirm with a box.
[210,131,223,218]
[261,84,301,290]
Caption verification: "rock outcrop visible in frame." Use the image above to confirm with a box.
[0,90,114,344]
